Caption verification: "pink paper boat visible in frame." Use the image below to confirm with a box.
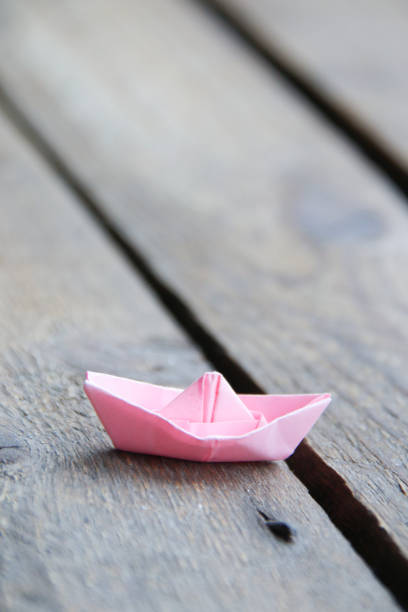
[84,371,331,462]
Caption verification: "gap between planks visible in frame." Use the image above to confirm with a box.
[0,81,407,610]
[190,0,408,199]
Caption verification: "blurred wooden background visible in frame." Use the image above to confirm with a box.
[0,1,407,610]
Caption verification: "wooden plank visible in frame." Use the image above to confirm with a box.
[216,0,408,168]
[0,0,407,602]
[2,0,408,549]
[0,99,396,611]
[2,0,408,554]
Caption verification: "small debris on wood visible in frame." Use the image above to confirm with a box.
[257,509,295,543]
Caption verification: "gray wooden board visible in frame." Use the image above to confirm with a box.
[0,98,397,610]
[1,0,407,568]
[219,0,408,167]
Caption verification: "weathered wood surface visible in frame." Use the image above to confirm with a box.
[218,0,408,168]
[0,104,397,609]
[0,0,406,576]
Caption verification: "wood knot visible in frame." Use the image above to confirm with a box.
[293,188,384,245]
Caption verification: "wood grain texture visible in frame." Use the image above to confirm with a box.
[0,102,396,610]
[217,0,408,168]
[0,0,407,572]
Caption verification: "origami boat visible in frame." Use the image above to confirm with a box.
[84,371,331,462]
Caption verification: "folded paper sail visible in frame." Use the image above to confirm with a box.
[84,371,331,462]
